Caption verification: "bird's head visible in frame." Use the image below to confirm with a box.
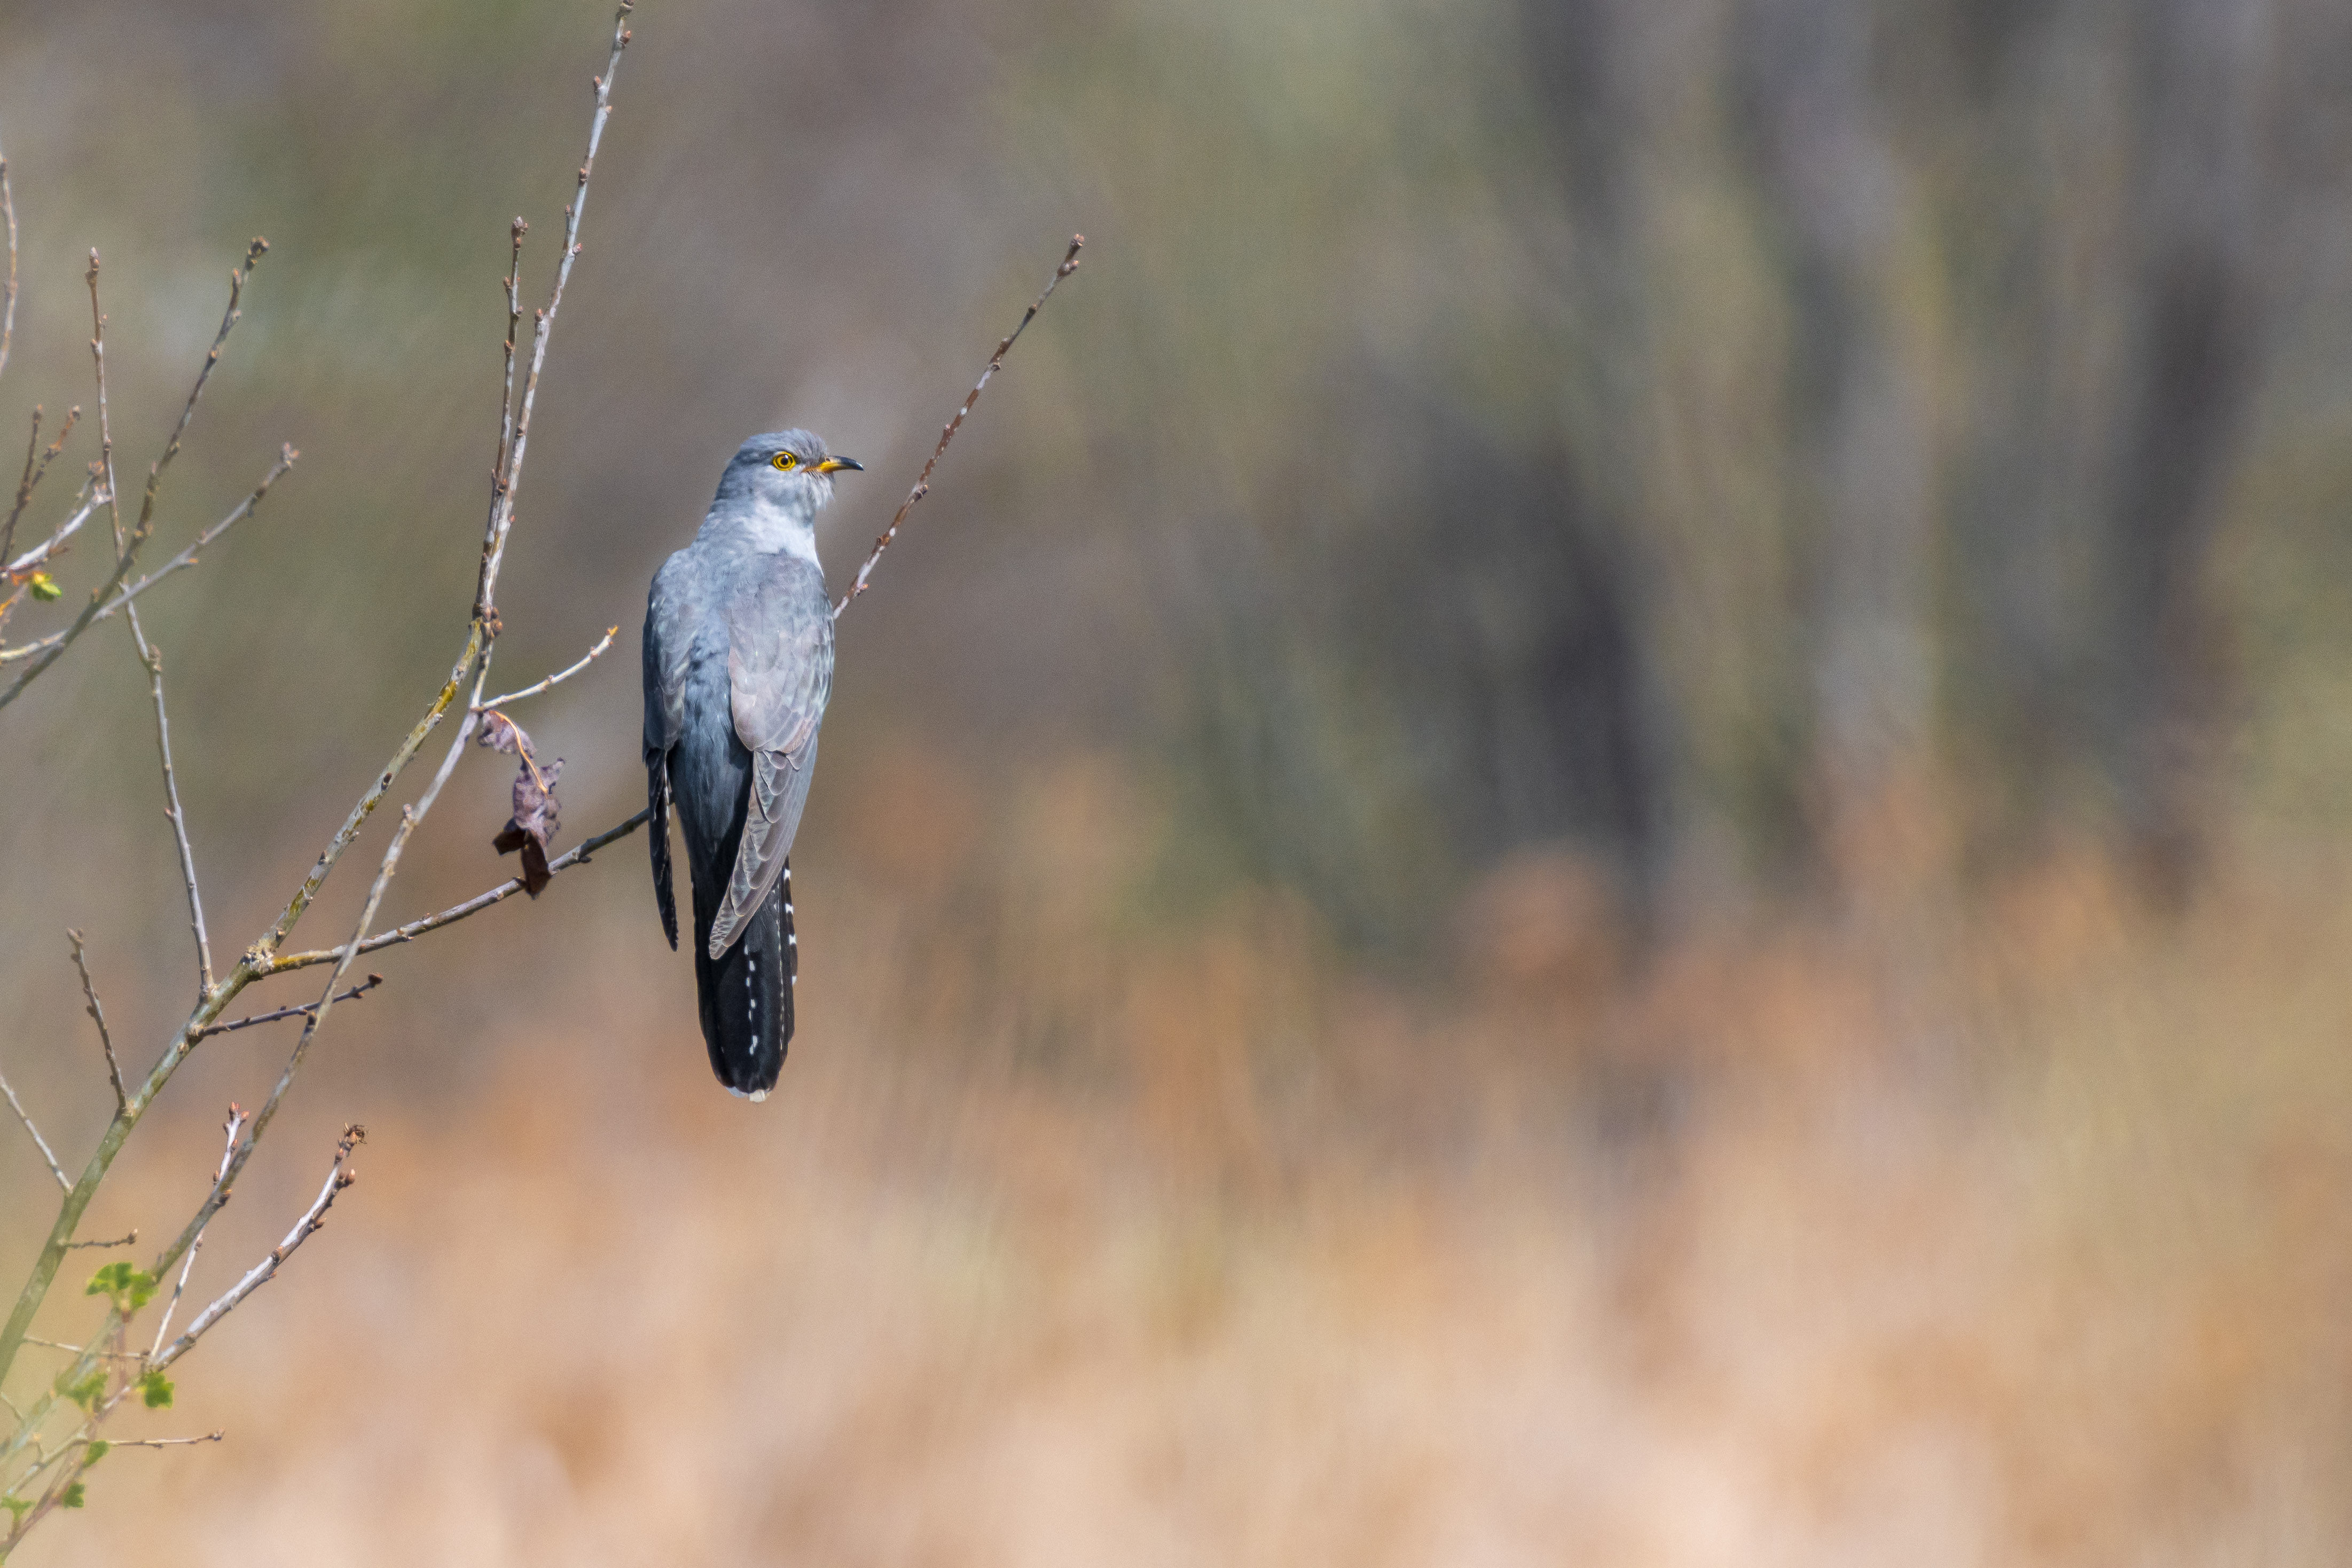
[727,428,864,516]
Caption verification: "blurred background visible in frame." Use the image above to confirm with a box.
[4,0,2352,1560]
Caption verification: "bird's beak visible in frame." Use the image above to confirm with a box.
[816,456,864,475]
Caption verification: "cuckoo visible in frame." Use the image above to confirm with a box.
[644,429,861,1096]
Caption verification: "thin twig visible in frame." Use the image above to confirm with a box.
[262,807,650,975]
[110,249,265,1000]
[475,624,617,709]
[154,1125,363,1372]
[835,234,1084,616]
[88,250,121,556]
[193,976,383,1040]
[1,405,76,573]
[67,931,128,1111]
[95,1432,226,1450]
[493,218,526,497]
[19,1337,142,1360]
[0,1068,67,1191]
[151,1107,240,1361]
[59,1232,135,1251]
[477,2,631,621]
[134,632,214,997]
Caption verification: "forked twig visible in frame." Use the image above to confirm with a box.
[0,405,77,574]
[0,448,299,666]
[153,1125,364,1372]
[836,234,1084,616]
[151,1107,241,1360]
[3,473,100,580]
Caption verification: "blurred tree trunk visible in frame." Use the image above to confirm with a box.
[2100,0,2271,903]
[1736,0,1946,900]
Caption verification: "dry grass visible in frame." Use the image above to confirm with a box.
[14,758,2352,1566]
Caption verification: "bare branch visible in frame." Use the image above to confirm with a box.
[94,1432,226,1451]
[154,1125,363,1372]
[151,1107,240,1361]
[262,807,650,976]
[0,1068,67,1192]
[0,405,78,573]
[836,234,1084,616]
[88,250,122,554]
[59,1232,135,1251]
[195,976,382,1039]
[475,624,617,709]
[132,635,215,995]
[67,931,128,1112]
[19,1337,142,1360]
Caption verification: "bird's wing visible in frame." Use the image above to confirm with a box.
[643,553,696,948]
[707,563,833,958]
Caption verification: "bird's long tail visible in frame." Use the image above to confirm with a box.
[692,858,795,1097]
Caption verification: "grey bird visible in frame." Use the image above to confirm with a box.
[644,429,862,1096]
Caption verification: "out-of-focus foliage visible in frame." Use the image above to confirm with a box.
[4,0,2350,941]
[5,0,2352,1559]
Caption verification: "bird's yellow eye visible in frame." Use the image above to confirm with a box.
[771,451,798,471]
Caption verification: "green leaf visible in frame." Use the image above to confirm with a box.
[83,1261,159,1315]
[27,570,60,601]
[3,1493,32,1523]
[53,1369,105,1412]
[81,1441,109,1468]
[59,1481,84,1509]
[137,1370,174,1409]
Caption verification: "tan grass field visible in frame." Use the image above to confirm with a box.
[19,775,2352,1566]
